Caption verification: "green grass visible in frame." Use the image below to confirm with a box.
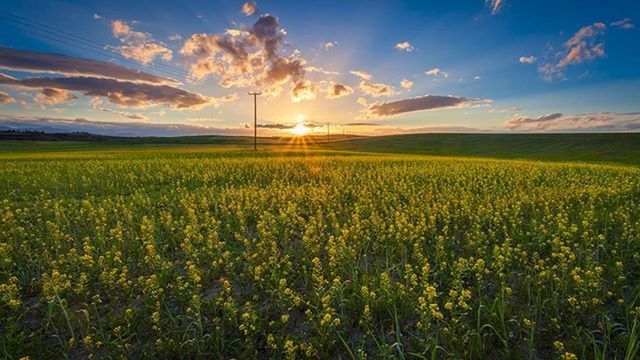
[318,133,640,166]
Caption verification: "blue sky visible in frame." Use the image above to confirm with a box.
[0,0,639,136]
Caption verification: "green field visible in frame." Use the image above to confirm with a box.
[1,136,640,358]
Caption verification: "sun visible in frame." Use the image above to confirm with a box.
[292,123,310,136]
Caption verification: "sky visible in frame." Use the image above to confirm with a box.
[0,0,639,136]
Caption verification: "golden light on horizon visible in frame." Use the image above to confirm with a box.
[291,122,310,136]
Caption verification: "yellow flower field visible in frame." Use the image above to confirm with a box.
[1,148,639,358]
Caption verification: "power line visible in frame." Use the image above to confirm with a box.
[0,10,192,79]
[0,11,220,87]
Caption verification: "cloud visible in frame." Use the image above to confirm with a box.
[400,79,413,89]
[350,70,372,80]
[326,82,353,99]
[366,95,491,117]
[0,115,249,137]
[425,67,449,78]
[504,112,640,132]
[291,79,317,102]
[93,14,103,20]
[323,41,337,50]
[0,47,178,85]
[486,0,504,15]
[395,41,414,52]
[359,81,396,97]
[257,123,294,129]
[34,88,76,105]
[109,20,173,65]
[473,76,482,80]
[0,91,16,103]
[180,14,314,101]
[99,107,148,120]
[611,18,634,29]
[357,97,368,107]
[519,56,536,64]
[305,66,339,75]
[242,1,258,16]
[168,34,182,41]
[341,122,381,126]
[0,73,223,110]
[539,22,607,81]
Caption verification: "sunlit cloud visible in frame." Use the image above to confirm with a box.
[539,22,607,81]
[242,1,258,16]
[356,97,368,107]
[519,56,536,64]
[109,20,173,64]
[0,91,16,103]
[395,41,414,52]
[350,70,372,80]
[505,112,640,131]
[98,107,148,120]
[485,0,504,15]
[400,79,413,89]
[168,34,182,41]
[291,79,318,102]
[180,14,317,102]
[34,88,76,105]
[425,67,449,78]
[93,13,103,20]
[306,66,340,75]
[0,47,179,85]
[365,95,491,117]
[359,81,397,97]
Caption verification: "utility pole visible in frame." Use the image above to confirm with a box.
[248,91,261,150]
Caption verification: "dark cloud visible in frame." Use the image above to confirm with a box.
[326,82,353,99]
[342,122,381,126]
[257,123,294,129]
[0,47,178,85]
[367,95,491,117]
[505,112,640,131]
[0,73,217,109]
[35,88,76,105]
[504,113,563,129]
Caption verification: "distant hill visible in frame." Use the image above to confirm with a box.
[317,133,640,165]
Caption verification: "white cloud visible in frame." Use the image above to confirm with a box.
[350,70,372,80]
[400,79,413,89]
[519,56,536,64]
[109,20,173,64]
[425,67,449,78]
[395,41,414,52]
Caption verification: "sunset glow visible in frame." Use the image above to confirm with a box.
[0,1,638,136]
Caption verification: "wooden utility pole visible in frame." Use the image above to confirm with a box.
[248,91,261,150]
